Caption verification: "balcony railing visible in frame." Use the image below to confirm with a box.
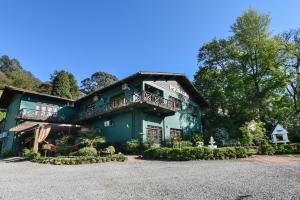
[16,108,69,123]
[76,91,177,122]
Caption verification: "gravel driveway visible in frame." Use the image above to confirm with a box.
[0,156,299,200]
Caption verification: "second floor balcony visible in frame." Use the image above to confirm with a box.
[75,91,177,122]
[16,108,70,123]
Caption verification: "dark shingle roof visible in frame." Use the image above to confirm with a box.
[0,71,208,109]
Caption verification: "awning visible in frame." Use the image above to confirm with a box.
[9,121,83,132]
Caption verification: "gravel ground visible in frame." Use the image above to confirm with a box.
[0,156,299,200]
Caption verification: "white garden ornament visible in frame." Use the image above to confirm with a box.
[271,124,289,144]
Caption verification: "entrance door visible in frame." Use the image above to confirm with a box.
[146,125,162,144]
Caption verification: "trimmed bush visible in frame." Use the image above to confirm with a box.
[260,143,275,155]
[77,147,97,156]
[273,143,300,154]
[32,154,126,165]
[143,146,250,161]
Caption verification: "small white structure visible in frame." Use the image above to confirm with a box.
[271,124,289,144]
[208,136,217,149]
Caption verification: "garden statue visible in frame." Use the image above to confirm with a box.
[208,136,217,149]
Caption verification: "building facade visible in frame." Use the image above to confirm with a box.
[0,72,207,155]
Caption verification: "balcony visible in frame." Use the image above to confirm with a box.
[75,91,177,122]
[16,108,70,123]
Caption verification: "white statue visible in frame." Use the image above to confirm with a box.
[208,136,217,149]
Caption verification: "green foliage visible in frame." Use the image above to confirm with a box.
[0,55,42,91]
[191,133,204,146]
[240,120,267,146]
[142,146,251,161]
[51,70,73,99]
[106,146,116,155]
[77,128,106,148]
[81,71,118,94]
[77,147,97,156]
[260,143,275,155]
[23,148,41,160]
[0,111,6,121]
[194,8,299,143]
[126,139,145,154]
[214,128,230,146]
[1,149,13,158]
[172,140,193,148]
[32,154,126,165]
[273,143,300,154]
[144,138,156,148]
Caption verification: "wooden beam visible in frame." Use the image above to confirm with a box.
[33,127,40,152]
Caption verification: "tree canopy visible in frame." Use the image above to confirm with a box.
[51,70,79,99]
[81,71,118,94]
[194,8,300,142]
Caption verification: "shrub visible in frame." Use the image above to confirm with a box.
[32,154,126,165]
[106,146,116,155]
[244,146,258,156]
[173,140,193,148]
[77,147,97,156]
[273,143,300,154]
[1,149,13,158]
[191,133,203,146]
[142,146,249,161]
[260,143,275,155]
[23,148,41,160]
[126,139,144,154]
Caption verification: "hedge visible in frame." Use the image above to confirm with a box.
[32,154,126,165]
[273,143,300,155]
[142,147,255,161]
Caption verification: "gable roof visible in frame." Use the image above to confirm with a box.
[76,71,208,107]
[0,86,74,109]
[0,72,208,109]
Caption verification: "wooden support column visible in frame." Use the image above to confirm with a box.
[33,127,40,152]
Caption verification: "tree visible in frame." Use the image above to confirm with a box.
[240,120,267,146]
[51,70,79,99]
[0,55,41,90]
[81,71,118,94]
[51,71,72,99]
[194,8,291,141]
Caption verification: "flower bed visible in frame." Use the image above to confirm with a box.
[142,146,257,161]
[32,154,126,165]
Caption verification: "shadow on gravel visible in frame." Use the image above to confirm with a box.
[0,157,28,163]
[235,194,253,200]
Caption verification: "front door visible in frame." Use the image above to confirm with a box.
[146,125,162,144]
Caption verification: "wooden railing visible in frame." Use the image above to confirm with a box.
[16,108,69,123]
[76,91,176,121]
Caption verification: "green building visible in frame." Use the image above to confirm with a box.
[0,72,207,155]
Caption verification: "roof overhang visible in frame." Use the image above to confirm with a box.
[0,86,74,109]
[9,121,83,132]
[76,72,208,107]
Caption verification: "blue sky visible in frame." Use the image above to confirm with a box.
[0,0,300,83]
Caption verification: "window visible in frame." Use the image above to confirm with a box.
[170,128,183,141]
[86,103,96,113]
[104,120,113,127]
[111,93,125,107]
[169,96,182,110]
[146,125,162,144]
